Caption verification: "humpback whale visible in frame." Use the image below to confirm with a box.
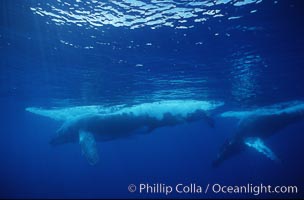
[213,101,304,167]
[26,100,224,165]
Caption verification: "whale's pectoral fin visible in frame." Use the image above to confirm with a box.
[79,130,99,165]
[244,137,279,162]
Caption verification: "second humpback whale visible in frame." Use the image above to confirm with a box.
[26,100,224,165]
[213,101,304,167]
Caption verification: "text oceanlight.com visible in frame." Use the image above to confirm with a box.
[128,183,298,196]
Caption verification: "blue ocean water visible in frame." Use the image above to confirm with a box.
[0,0,304,198]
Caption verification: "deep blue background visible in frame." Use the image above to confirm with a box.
[0,0,304,198]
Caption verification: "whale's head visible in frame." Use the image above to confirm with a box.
[212,138,244,168]
[49,119,80,145]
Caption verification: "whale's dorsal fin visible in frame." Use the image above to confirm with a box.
[79,130,99,165]
[244,137,279,161]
